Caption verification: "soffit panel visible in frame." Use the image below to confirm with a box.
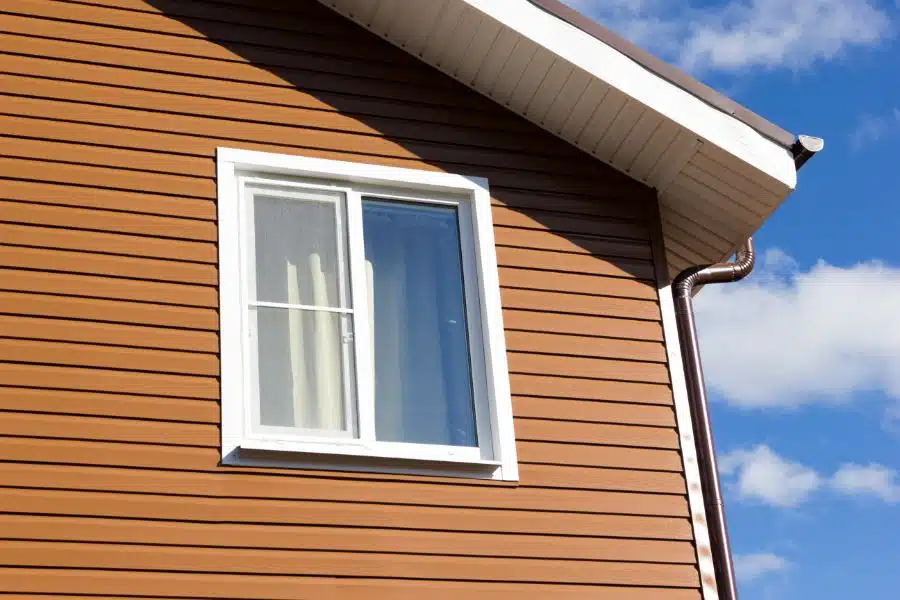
[320,0,796,275]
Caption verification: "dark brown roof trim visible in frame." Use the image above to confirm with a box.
[527,0,797,148]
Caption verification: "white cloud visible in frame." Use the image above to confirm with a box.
[680,0,892,71]
[720,445,823,507]
[721,446,900,507]
[562,0,893,72]
[850,108,900,150]
[831,463,900,502]
[693,249,900,409]
[733,552,790,582]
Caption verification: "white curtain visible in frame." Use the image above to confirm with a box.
[286,253,343,430]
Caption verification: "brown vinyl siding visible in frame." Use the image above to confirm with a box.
[0,0,697,597]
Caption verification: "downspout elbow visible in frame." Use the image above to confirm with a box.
[673,239,755,298]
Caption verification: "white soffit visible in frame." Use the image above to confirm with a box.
[320,0,798,278]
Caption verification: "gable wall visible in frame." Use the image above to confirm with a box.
[0,0,701,597]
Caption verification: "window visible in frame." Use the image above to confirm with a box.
[218,148,517,480]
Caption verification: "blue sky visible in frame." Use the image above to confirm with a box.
[562,1,900,598]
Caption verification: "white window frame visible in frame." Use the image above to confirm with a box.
[217,147,518,481]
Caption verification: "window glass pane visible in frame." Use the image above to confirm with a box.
[253,306,356,433]
[363,199,477,447]
[251,189,349,308]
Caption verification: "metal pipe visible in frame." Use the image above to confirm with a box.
[672,134,821,600]
[672,239,755,600]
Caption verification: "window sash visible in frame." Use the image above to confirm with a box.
[238,176,494,459]
[240,179,359,438]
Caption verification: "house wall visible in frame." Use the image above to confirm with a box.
[0,0,700,597]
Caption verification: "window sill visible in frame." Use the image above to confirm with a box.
[222,437,513,480]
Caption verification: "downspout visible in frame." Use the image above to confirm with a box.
[673,135,822,600]
[672,240,754,600]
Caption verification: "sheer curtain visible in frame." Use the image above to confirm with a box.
[363,199,477,447]
[253,191,349,433]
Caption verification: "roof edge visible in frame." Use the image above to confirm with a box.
[526,0,797,148]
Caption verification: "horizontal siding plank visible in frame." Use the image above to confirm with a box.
[0,338,219,376]
[0,387,218,423]
[0,197,215,240]
[0,268,215,310]
[521,464,685,494]
[513,397,675,427]
[0,314,218,352]
[0,412,215,447]
[0,486,693,539]
[0,131,207,178]
[508,353,670,384]
[0,514,696,563]
[0,245,217,285]
[493,226,652,259]
[505,330,665,362]
[0,363,219,400]
[0,177,216,221]
[0,540,698,586]
[498,267,658,300]
[0,454,688,517]
[502,309,663,341]
[492,206,648,240]
[496,247,654,279]
[516,419,677,450]
[0,567,702,600]
[517,419,678,450]
[517,441,682,471]
[490,188,649,219]
[509,374,672,405]
[0,221,215,263]
[0,156,215,199]
[501,288,659,321]
[0,285,217,326]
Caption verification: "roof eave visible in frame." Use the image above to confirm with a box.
[320,0,802,278]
